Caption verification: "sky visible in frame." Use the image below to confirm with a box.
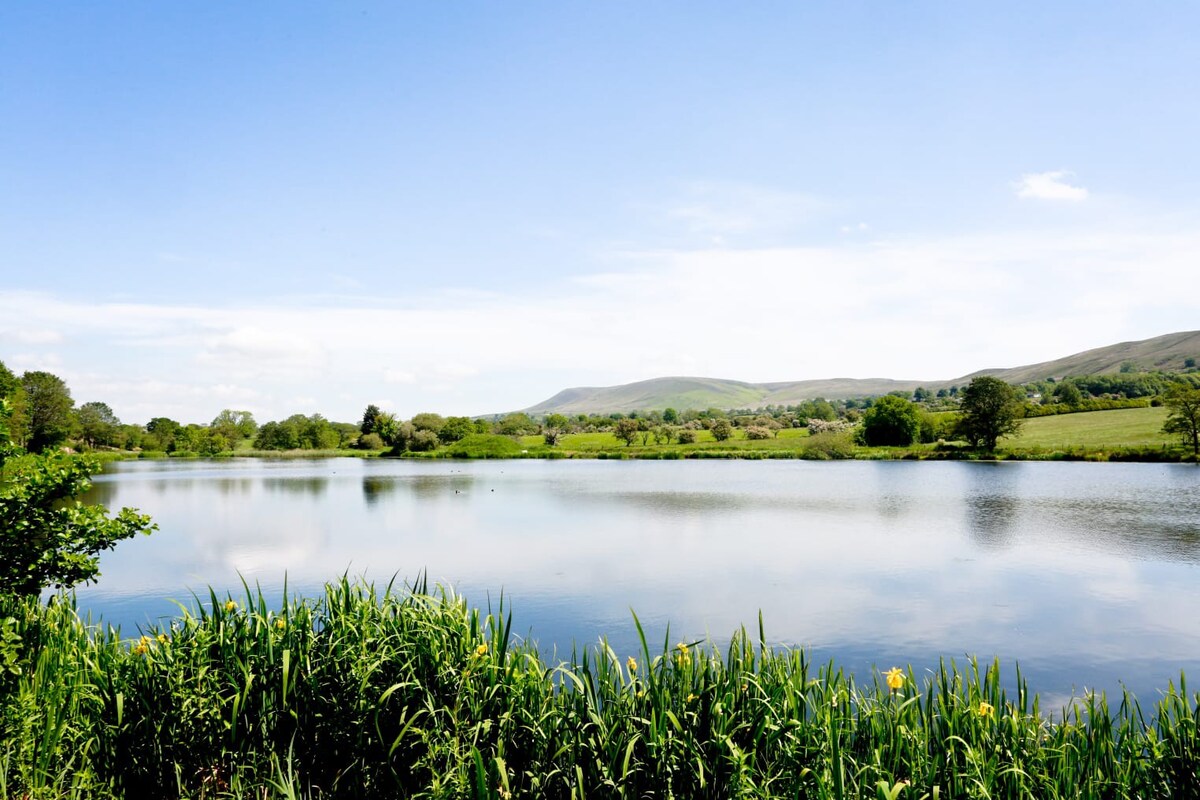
[2,2,1199,424]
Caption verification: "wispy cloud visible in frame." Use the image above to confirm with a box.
[3,218,1195,424]
[1014,170,1089,201]
[663,182,826,240]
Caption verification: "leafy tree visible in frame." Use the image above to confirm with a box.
[145,417,182,451]
[1052,381,1082,407]
[613,418,639,446]
[21,371,74,452]
[859,395,920,446]
[0,360,19,400]
[710,418,733,442]
[0,399,155,596]
[408,429,440,452]
[211,410,257,443]
[954,376,1025,451]
[662,407,678,424]
[496,413,535,436]
[1162,384,1200,456]
[410,413,446,434]
[76,401,121,448]
[360,404,383,435]
[439,416,475,444]
[254,421,298,450]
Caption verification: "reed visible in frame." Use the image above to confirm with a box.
[2,580,1199,798]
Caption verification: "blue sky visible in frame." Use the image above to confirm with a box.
[2,2,1198,423]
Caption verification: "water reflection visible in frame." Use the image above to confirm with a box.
[263,477,328,496]
[73,458,1200,702]
[963,463,1019,549]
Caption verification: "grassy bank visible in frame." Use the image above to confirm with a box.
[398,407,1191,462]
[3,580,1200,798]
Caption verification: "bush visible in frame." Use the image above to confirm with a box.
[677,430,697,444]
[357,432,386,450]
[859,396,920,447]
[802,431,857,460]
[744,425,772,440]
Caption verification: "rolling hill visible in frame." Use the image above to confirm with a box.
[517,331,1200,416]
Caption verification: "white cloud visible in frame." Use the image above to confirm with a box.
[0,328,63,345]
[663,182,825,237]
[2,220,1196,424]
[1014,171,1089,201]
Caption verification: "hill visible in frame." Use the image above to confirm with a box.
[516,330,1200,416]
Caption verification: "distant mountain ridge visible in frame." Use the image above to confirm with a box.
[518,331,1200,416]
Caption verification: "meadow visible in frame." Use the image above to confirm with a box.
[4,579,1200,799]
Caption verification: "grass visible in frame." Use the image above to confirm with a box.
[4,579,1200,798]
[1007,406,1172,450]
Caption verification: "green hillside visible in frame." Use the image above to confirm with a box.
[517,330,1200,416]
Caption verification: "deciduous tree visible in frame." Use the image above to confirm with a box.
[859,395,920,447]
[0,399,155,596]
[1163,384,1200,456]
[954,376,1024,451]
[21,371,75,452]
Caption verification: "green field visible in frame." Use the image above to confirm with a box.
[1006,406,1172,450]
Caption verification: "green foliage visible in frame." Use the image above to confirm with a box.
[495,413,535,436]
[0,400,154,597]
[253,415,340,451]
[20,371,74,453]
[438,416,476,444]
[356,432,386,451]
[8,579,1200,798]
[444,434,524,458]
[709,417,733,442]
[211,409,257,443]
[75,401,122,449]
[955,376,1025,451]
[1162,384,1200,456]
[1052,380,1082,406]
[410,412,446,434]
[359,404,383,436]
[859,395,920,446]
[613,418,639,446]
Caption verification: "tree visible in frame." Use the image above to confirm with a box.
[613,418,639,446]
[662,408,678,424]
[145,417,182,451]
[859,395,920,446]
[211,409,257,443]
[1162,384,1200,456]
[0,399,155,596]
[954,376,1025,451]
[360,404,383,435]
[439,416,476,444]
[77,401,121,448]
[21,371,74,452]
[710,418,733,442]
[1053,381,1082,407]
[542,413,569,447]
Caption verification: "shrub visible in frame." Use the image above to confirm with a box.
[744,425,772,440]
[677,430,697,444]
[357,432,385,450]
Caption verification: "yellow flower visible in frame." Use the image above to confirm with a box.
[157,634,168,644]
[224,600,237,612]
[275,618,286,630]
[885,667,905,691]
[133,636,150,656]
[686,693,697,703]
[627,656,637,673]
[636,689,645,699]
[475,643,488,657]
[978,701,995,717]
[676,642,689,656]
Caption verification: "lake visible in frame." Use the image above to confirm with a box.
[78,457,1200,707]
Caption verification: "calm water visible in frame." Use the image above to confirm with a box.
[78,458,1200,705]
